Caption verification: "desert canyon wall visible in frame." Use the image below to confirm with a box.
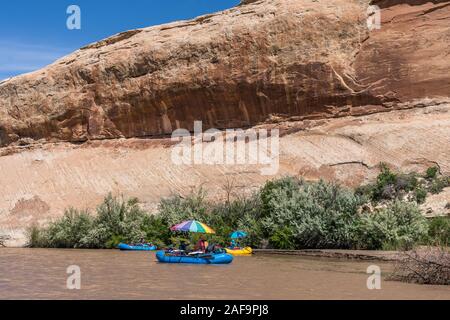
[0,0,449,245]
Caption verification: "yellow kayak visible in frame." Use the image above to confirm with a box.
[225,247,253,256]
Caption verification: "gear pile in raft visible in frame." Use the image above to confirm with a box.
[118,243,158,251]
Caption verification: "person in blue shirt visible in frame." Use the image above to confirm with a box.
[179,240,189,252]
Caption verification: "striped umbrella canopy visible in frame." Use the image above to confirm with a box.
[230,230,247,239]
[170,220,216,234]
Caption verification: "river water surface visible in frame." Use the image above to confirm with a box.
[0,249,448,300]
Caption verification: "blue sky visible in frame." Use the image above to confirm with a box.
[0,0,240,80]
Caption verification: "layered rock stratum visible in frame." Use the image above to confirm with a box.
[0,0,449,245]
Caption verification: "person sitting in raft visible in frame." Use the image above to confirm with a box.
[188,239,204,256]
[230,239,237,249]
[196,237,207,253]
[138,237,152,246]
[179,241,189,252]
[206,243,217,253]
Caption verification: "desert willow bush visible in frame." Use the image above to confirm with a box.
[355,201,428,250]
[82,194,153,248]
[27,194,161,249]
[28,177,435,250]
[27,208,93,248]
[158,177,430,250]
[259,177,365,249]
[158,189,263,246]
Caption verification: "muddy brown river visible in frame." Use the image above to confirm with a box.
[0,249,448,300]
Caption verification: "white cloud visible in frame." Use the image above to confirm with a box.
[0,41,72,80]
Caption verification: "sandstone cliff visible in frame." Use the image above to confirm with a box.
[1,0,448,147]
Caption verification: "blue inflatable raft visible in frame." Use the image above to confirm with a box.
[156,250,233,264]
[118,243,157,251]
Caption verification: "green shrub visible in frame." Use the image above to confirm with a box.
[360,165,433,203]
[427,217,450,246]
[45,208,93,248]
[429,177,450,194]
[395,173,418,193]
[355,201,428,250]
[158,189,264,247]
[355,184,374,198]
[26,224,50,248]
[260,177,302,217]
[237,211,265,248]
[270,227,296,250]
[260,177,364,249]
[27,195,157,249]
[158,190,209,227]
[141,215,172,247]
[81,194,148,248]
[358,165,402,201]
[414,187,427,204]
[372,164,398,200]
[209,195,262,246]
[425,166,439,179]
[106,235,127,249]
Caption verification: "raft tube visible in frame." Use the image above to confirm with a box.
[118,243,157,251]
[156,251,233,264]
[225,247,253,256]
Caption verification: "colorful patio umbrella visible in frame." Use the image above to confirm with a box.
[230,230,247,239]
[170,220,215,234]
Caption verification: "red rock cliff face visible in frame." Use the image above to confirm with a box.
[0,0,449,147]
[357,0,450,101]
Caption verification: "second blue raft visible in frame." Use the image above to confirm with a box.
[156,250,233,264]
[118,243,157,251]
